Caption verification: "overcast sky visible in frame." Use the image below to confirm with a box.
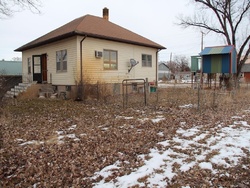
[0,0,224,61]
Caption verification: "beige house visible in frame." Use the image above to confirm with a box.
[15,8,165,98]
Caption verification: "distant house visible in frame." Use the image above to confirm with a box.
[15,8,165,98]
[158,63,171,80]
[241,57,250,82]
[0,60,22,76]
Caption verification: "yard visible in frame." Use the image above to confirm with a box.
[0,87,250,187]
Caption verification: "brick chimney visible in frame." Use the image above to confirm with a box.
[103,7,109,20]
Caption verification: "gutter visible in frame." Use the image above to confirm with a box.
[80,35,87,84]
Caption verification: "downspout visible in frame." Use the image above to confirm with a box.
[77,35,87,101]
[80,35,87,84]
[156,49,161,86]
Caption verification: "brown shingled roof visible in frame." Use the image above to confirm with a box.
[15,14,166,51]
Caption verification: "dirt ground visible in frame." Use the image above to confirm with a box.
[0,87,250,187]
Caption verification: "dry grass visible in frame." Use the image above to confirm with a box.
[1,87,250,187]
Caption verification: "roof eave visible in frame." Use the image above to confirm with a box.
[15,32,76,52]
[15,31,166,52]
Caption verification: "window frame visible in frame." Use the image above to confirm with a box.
[103,49,118,70]
[56,49,67,72]
[27,57,31,74]
[142,54,152,67]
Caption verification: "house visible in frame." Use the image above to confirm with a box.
[240,57,250,82]
[15,8,166,98]
[158,63,171,80]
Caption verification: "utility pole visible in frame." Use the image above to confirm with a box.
[198,31,205,111]
[201,31,204,51]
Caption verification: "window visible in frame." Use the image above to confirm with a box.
[33,56,41,73]
[142,54,152,67]
[27,57,31,74]
[56,50,67,72]
[103,50,118,70]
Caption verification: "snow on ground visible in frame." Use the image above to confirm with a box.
[92,110,250,187]
[15,107,250,187]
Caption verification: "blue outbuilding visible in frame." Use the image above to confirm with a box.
[200,45,237,74]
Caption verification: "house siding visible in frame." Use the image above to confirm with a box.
[77,36,158,84]
[21,36,158,98]
[22,36,77,85]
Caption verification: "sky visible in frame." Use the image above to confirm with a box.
[0,0,225,62]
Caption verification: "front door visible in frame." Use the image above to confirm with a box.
[33,54,47,83]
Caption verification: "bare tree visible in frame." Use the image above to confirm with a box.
[178,0,250,77]
[0,0,41,19]
[174,55,191,72]
[12,57,22,61]
[166,61,179,74]
[166,55,190,73]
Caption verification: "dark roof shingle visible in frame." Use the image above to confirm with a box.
[15,15,165,51]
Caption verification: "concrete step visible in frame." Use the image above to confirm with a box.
[8,90,20,96]
[3,81,41,100]
[4,92,13,98]
[11,87,23,93]
[3,82,37,99]
[14,85,26,91]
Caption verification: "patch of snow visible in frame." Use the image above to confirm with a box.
[199,162,214,171]
[231,116,242,119]
[16,138,25,142]
[116,116,133,120]
[19,140,44,146]
[124,117,133,120]
[56,130,64,135]
[179,104,193,108]
[92,112,250,187]
[180,161,196,172]
[157,132,164,137]
[68,124,77,130]
[151,116,165,123]
[138,118,150,123]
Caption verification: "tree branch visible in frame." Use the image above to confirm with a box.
[0,0,41,18]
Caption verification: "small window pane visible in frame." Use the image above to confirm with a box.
[111,51,117,61]
[103,51,109,62]
[111,64,117,69]
[56,51,61,61]
[62,50,67,61]
[63,61,67,70]
[104,63,110,69]
[56,62,61,71]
